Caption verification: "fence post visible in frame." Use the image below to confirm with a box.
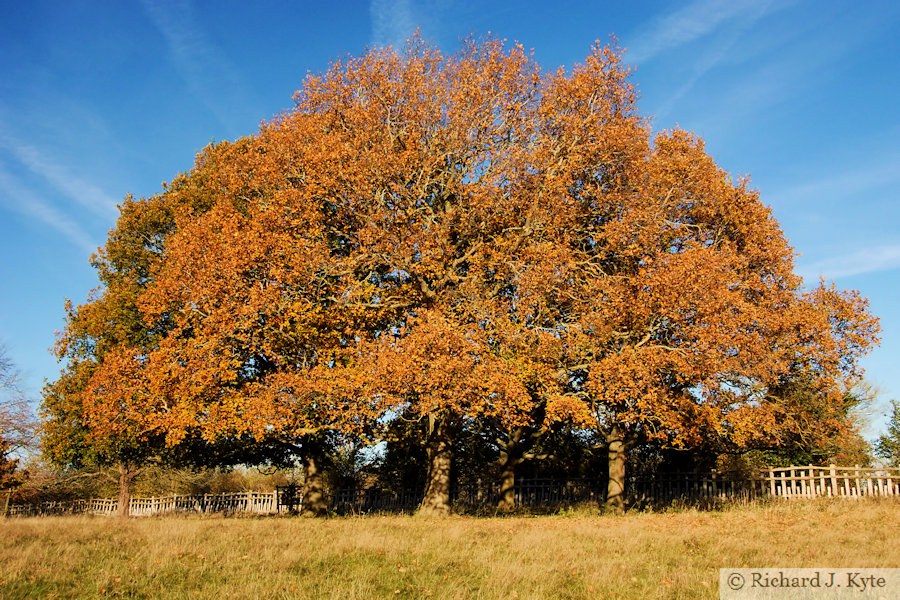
[805,465,813,498]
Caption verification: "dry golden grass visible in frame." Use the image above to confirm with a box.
[1,499,898,599]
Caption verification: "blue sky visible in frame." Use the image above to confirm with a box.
[1,0,898,439]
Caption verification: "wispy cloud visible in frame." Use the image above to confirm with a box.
[626,0,773,65]
[797,245,900,281]
[768,155,900,207]
[631,0,777,121]
[769,152,900,283]
[370,0,417,49]
[0,164,98,255]
[140,0,256,136]
[0,132,119,219]
[651,36,741,122]
[673,12,881,138]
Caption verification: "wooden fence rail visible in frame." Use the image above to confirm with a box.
[5,491,280,518]
[5,465,899,517]
[765,465,900,498]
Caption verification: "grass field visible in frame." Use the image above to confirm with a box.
[1,499,898,599]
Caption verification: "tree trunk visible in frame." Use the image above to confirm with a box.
[605,425,626,514]
[497,422,545,511]
[417,415,453,517]
[498,455,518,511]
[497,426,527,511]
[117,464,140,518]
[300,435,328,517]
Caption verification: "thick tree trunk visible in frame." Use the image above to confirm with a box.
[497,427,527,511]
[498,456,517,511]
[605,425,626,514]
[300,435,328,517]
[417,415,453,517]
[117,464,140,518]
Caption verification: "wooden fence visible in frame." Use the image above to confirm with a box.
[5,491,279,518]
[5,465,899,517]
[764,465,900,498]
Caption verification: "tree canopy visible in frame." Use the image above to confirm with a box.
[43,37,880,515]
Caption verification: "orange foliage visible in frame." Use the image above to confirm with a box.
[63,36,878,476]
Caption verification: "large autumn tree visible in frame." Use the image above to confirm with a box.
[56,36,878,516]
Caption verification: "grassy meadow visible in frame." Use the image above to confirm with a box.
[1,499,898,600]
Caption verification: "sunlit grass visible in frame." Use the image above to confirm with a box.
[1,499,897,599]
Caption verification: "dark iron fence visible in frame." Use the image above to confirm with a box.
[628,472,768,506]
[324,478,605,514]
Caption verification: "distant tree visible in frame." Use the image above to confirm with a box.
[0,346,35,491]
[875,400,900,466]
